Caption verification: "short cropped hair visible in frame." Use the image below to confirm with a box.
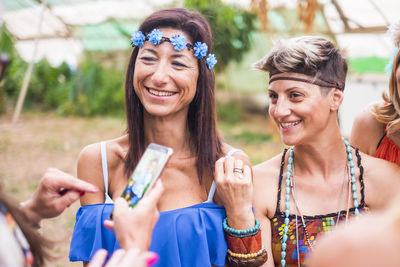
[254,36,348,92]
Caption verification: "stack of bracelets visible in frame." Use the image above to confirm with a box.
[223,217,268,266]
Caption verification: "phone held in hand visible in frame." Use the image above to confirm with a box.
[120,143,172,209]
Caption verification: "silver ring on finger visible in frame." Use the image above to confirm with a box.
[233,168,244,179]
[233,167,243,173]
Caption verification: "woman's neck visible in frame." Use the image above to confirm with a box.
[143,111,193,158]
[291,130,348,180]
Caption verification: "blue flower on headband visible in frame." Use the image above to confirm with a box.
[170,35,187,51]
[131,31,146,47]
[148,29,163,45]
[206,54,217,69]
[193,42,208,59]
[130,28,217,69]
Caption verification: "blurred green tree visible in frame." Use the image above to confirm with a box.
[58,57,125,117]
[0,26,125,117]
[0,26,14,56]
[0,27,16,113]
[185,0,257,71]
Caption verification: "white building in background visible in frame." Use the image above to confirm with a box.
[0,0,173,67]
[340,74,389,137]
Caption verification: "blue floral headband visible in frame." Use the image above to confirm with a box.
[131,28,217,70]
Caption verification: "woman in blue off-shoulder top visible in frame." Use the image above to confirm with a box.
[69,8,251,267]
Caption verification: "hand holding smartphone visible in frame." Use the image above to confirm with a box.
[110,143,172,218]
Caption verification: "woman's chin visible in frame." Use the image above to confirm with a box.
[280,136,298,147]
[143,105,172,117]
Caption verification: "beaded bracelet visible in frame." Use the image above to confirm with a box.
[226,249,268,267]
[227,246,265,259]
[223,218,260,237]
[226,227,260,238]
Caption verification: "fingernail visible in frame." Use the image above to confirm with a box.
[146,252,159,266]
[79,191,85,197]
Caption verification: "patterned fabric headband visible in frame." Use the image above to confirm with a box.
[269,75,344,91]
[131,28,218,69]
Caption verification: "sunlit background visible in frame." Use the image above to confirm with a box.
[0,0,398,265]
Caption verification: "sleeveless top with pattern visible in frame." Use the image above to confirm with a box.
[270,148,369,266]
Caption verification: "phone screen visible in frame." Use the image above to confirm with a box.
[120,143,173,208]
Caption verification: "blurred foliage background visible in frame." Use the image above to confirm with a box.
[0,0,261,117]
[0,0,390,118]
[0,1,393,265]
[0,0,393,160]
[0,0,284,168]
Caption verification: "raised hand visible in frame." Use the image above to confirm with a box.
[104,180,164,251]
[21,168,98,225]
[215,156,255,229]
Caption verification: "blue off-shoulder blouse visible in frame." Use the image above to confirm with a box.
[69,202,228,267]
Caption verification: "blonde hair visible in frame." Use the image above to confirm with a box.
[372,50,400,136]
[253,36,348,92]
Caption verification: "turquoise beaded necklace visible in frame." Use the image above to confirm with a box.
[280,137,358,267]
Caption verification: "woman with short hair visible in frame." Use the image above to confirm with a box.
[217,36,400,267]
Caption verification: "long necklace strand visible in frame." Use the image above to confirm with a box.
[290,165,315,251]
[345,162,352,223]
[344,137,360,216]
[335,165,349,227]
[280,148,293,267]
[280,138,358,267]
[291,160,348,254]
[291,163,301,267]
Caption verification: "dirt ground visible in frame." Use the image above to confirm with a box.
[1,113,127,266]
[0,112,282,266]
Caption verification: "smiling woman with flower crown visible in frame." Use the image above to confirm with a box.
[216,36,400,267]
[68,8,251,267]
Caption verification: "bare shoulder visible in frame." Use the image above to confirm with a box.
[360,152,400,209]
[253,153,283,181]
[253,153,283,218]
[77,142,103,182]
[77,135,128,205]
[352,103,382,129]
[362,152,400,184]
[77,142,105,205]
[350,103,384,155]
[77,136,127,174]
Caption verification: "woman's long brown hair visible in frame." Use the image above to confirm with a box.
[124,8,223,182]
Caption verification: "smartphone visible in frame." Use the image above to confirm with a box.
[119,143,172,209]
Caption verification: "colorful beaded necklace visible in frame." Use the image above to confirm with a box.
[280,137,358,267]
